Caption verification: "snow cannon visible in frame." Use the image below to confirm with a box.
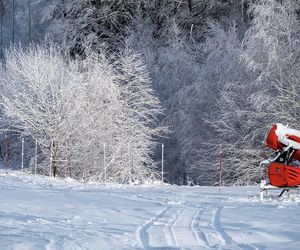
[264,123,300,187]
[266,123,300,160]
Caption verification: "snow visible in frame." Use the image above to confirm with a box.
[1,170,300,249]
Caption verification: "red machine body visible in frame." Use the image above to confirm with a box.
[269,162,300,187]
[265,124,300,187]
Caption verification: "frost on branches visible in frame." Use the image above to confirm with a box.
[171,0,300,185]
[0,44,163,183]
[214,0,300,184]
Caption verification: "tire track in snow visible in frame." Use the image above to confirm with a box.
[144,206,181,249]
[201,206,247,249]
[171,207,207,249]
[167,207,182,247]
[213,206,235,245]
[213,206,258,250]
[190,207,210,247]
[198,206,227,248]
[137,203,211,249]
[135,206,171,249]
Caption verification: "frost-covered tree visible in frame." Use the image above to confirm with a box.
[1,0,276,185]
[242,0,300,127]
[114,47,164,183]
[123,1,248,184]
[38,0,249,184]
[42,0,235,54]
[61,49,123,180]
[43,0,143,54]
[0,0,6,59]
[127,17,203,183]
[0,44,163,183]
[67,47,164,183]
[215,0,300,184]
[173,22,244,185]
[0,45,79,175]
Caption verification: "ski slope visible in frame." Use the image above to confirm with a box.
[0,170,300,249]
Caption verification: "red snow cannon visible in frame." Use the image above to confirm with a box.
[265,123,300,187]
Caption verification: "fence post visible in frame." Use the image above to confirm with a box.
[103,142,106,187]
[128,142,131,186]
[262,143,267,180]
[35,139,37,175]
[84,153,87,182]
[5,133,8,176]
[49,139,53,177]
[12,0,15,44]
[28,0,31,43]
[219,144,222,194]
[0,6,3,64]
[161,143,164,189]
[21,138,24,171]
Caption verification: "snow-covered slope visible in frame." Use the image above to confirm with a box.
[0,170,300,249]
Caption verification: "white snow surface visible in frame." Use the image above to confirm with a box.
[1,170,300,249]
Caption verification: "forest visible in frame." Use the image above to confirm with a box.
[0,0,299,185]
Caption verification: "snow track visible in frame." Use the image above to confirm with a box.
[136,206,172,249]
[198,206,226,247]
[136,199,260,250]
[136,202,225,249]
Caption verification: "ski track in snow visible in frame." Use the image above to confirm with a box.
[135,195,260,250]
[136,202,223,249]
[212,207,258,250]
[136,205,172,249]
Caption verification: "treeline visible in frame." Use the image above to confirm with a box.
[1,0,300,185]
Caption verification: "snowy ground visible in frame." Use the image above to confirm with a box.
[1,170,300,249]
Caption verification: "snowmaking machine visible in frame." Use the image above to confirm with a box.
[260,123,300,199]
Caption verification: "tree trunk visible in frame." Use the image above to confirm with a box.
[12,0,15,44]
[53,166,57,178]
[52,141,58,178]
[0,0,3,63]
[187,0,192,12]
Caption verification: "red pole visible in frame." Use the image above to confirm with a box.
[5,133,8,176]
[262,144,267,180]
[219,144,222,194]
[84,152,87,182]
